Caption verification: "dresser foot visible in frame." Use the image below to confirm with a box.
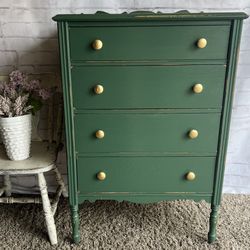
[208,205,219,244]
[71,205,80,243]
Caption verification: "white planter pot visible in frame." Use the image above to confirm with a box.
[0,113,32,161]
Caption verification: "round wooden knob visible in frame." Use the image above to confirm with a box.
[94,85,104,95]
[97,171,106,181]
[92,39,103,50]
[193,83,203,94]
[197,38,207,49]
[95,130,105,139]
[186,172,196,181]
[188,129,199,139]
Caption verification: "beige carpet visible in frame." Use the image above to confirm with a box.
[0,194,249,249]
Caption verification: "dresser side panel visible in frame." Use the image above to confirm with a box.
[58,21,78,206]
[212,19,244,205]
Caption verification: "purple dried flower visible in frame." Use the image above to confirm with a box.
[0,82,8,95]
[38,88,51,100]
[25,79,41,92]
[9,70,27,87]
[23,105,33,113]
[0,82,6,93]
[0,96,12,117]
[13,94,30,116]
[0,70,52,117]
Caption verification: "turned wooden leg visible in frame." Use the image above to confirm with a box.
[208,205,219,243]
[53,167,68,197]
[71,205,80,244]
[38,173,58,245]
[4,175,11,197]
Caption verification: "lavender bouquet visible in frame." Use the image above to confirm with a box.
[0,70,51,117]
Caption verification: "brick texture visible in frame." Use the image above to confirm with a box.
[0,0,249,194]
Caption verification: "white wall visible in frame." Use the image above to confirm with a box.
[0,1,250,194]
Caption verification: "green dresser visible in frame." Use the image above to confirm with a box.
[53,11,248,244]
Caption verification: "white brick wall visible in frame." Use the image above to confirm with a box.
[0,0,250,194]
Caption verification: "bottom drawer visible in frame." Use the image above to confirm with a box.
[77,157,215,193]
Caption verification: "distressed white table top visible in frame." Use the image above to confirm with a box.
[0,141,56,175]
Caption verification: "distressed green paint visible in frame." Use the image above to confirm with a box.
[77,156,215,193]
[69,25,230,61]
[58,22,79,242]
[58,22,78,206]
[212,20,244,206]
[71,205,80,244]
[53,11,247,244]
[74,113,221,154]
[53,11,248,22]
[208,205,219,243]
[78,193,212,204]
[72,65,226,109]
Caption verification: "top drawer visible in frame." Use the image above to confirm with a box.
[69,25,230,61]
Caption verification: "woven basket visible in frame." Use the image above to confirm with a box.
[0,114,32,161]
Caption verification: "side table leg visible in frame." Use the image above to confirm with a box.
[208,204,219,243]
[38,173,58,245]
[4,175,11,197]
[54,167,68,197]
[71,205,80,244]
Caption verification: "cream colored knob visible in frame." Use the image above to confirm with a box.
[186,172,196,181]
[193,83,203,94]
[197,38,207,49]
[188,129,199,139]
[95,130,105,139]
[97,171,106,181]
[94,85,104,95]
[92,39,103,50]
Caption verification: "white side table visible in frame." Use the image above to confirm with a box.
[0,141,67,245]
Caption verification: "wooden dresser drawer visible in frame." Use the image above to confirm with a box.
[74,113,220,154]
[77,156,215,193]
[71,65,225,109]
[69,25,230,61]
